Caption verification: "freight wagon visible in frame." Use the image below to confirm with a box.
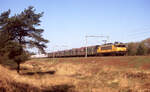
[48,42,127,58]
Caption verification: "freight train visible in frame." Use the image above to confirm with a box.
[48,42,127,58]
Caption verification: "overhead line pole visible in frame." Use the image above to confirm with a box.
[85,35,109,58]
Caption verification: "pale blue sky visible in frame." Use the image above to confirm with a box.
[1,0,150,52]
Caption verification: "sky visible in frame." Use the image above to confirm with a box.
[0,0,150,52]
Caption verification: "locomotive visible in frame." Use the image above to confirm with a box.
[48,42,127,58]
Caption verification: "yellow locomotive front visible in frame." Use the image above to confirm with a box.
[97,42,127,56]
[114,44,127,52]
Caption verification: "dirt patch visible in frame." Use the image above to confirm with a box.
[124,72,149,80]
[142,63,150,70]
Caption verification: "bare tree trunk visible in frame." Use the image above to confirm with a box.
[17,62,20,73]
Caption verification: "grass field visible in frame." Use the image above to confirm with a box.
[1,56,150,92]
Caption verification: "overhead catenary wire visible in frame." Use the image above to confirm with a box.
[126,26,150,42]
[85,35,109,58]
[128,30,150,37]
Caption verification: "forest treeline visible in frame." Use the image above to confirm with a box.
[127,38,150,56]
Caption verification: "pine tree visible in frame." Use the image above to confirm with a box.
[0,6,48,73]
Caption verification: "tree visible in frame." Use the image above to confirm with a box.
[0,6,48,73]
[127,42,138,56]
[142,38,150,55]
[136,43,147,55]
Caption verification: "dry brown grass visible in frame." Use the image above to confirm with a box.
[1,56,150,92]
[0,65,41,92]
[0,64,75,92]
